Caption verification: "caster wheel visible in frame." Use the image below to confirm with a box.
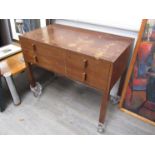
[110,95,120,105]
[13,101,21,106]
[97,123,105,133]
[0,106,5,112]
[30,82,42,97]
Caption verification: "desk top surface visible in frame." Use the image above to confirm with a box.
[21,24,133,62]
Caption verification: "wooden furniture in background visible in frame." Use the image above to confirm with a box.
[20,24,133,132]
[0,52,26,105]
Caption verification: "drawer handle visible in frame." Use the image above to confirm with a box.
[33,55,38,63]
[82,72,87,81]
[32,44,36,51]
[83,59,88,68]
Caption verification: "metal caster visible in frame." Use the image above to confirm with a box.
[30,82,42,97]
[97,123,105,133]
[0,106,5,112]
[110,95,120,105]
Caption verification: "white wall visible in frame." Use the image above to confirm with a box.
[55,19,139,38]
[65,19,141,31]
[55,19,141,96]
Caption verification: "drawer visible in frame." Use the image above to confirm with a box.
[66,52,111,90]
[22,49,36,63]
[20,37,66,75]
[20,37,35,51]
[85,57,111,90]
[66,52,88,82]
[34,43,66,75]
[20,37,111,90]
[20,38,37,63]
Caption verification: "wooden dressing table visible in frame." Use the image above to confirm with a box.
[20,24,133,132]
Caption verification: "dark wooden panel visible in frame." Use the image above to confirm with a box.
[110,46,131,89]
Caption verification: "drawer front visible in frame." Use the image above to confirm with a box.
[66,52,111,90]
[20,37,35,51]
[20,37,66,75]
[20,37,111,90]
[66,52,87,82]
[34,43,66,75]
[22,49,36,63]
[20,38,37,63]
[85,57,111,90]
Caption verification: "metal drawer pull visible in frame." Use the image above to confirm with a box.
[32,44,36,51]
[33,55,38,63]
[83,59,88,68]
[82,72,87,81]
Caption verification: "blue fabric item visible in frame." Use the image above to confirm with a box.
[23,19,36,32]
[138,63,147,77]
[23,19,31,32]
[147,76,155,103]
[132,85,146,91]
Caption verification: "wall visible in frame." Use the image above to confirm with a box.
[55,19,140,96]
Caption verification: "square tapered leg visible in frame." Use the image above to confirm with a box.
[4,73,21,105]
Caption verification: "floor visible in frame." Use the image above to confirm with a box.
[0,68,155,135]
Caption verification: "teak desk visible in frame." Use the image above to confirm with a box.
[20,24,133,132]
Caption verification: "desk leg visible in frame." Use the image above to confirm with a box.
[0,78,5,111]
[117,70,127,97]
[4,73,21,105]
[27,63,42,97]
[27,63,36,87]
[98,91,109,133]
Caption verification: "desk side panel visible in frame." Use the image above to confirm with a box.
[110,46,131,90]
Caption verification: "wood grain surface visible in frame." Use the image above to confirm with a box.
[21,24,133,62]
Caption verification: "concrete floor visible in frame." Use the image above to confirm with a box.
[0,68,155,135]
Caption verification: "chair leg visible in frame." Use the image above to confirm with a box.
[4,73,21,105]
[0,77,5,112]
